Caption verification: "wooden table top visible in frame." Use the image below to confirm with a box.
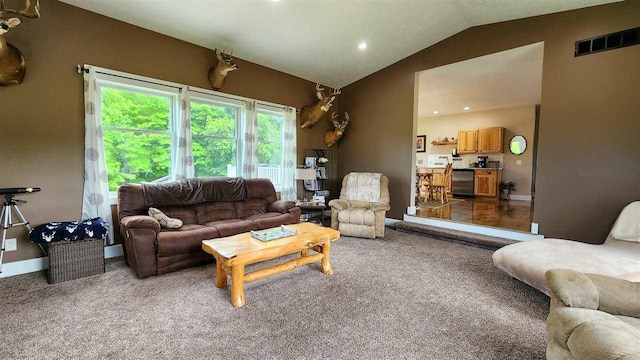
[202,223,340,260]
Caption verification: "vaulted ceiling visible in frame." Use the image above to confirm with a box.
[60,0,620,88]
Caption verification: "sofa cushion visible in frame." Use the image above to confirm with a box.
[492,238,640,296]
[195,202,237,223]
[235,199,269,219]
[245,213,297,229]
[156,205,198,225]
[204,219,259,237]
[337,208,375,226]
[156,224,220,257]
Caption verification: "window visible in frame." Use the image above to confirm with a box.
[91,67,292,203]
[190,99,240,177]
[256,108,284,188]
[99,83,176,191]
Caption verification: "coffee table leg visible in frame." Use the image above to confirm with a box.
[320,241,334,275]
[231,264,246,308]
[215,257,227,288]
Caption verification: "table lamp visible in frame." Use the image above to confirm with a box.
[294,168,317,201]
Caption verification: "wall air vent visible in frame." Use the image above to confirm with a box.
[575,27,639,57]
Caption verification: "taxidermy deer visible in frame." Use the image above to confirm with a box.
[299,83,341,128]
[208,48,238,90]
[0,0,39,87]
[324,112,349,148]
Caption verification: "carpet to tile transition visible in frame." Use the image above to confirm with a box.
[0,228,548,359]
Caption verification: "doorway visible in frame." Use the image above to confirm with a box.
[411,42,543,235]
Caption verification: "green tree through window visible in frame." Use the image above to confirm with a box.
[101,87,172,191]
[190,100,238,177]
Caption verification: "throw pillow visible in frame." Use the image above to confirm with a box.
[148,207,183,229]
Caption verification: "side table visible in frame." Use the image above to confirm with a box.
[298,203,330,226]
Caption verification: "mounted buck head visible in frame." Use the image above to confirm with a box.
[324,112,349,148]
[0,0,39,87]
[299,83,341,128]
[207,48,238,91]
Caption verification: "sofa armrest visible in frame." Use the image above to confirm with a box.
[267,200,296,214]
[587,273,640,317]
[545,269,599,310]
[370,202,390,212]
[121,215,161,233]
[329,199,349,211]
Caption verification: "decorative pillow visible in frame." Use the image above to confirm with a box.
[610,201,640,242]
[148,207,183,229]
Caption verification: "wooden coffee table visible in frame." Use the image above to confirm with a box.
[202,223,340,308]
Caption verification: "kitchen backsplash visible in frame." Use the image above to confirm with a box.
[419,153,504,168]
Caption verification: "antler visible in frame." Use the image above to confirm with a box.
[331,112,338,120]
[315,83,325,92]
[0,0,40,18]
[329,88,341,97]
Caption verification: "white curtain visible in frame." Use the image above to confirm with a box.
[242,100,258,179]
[81,67,114,244]
[172,87,194,180]
[281,106,297,201]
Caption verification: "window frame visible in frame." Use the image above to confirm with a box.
[189,93,244,178]
[95,74,180,204]
[88,66,292,205]
[255,105,286,191]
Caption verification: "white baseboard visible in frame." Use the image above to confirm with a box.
[402,214,544,242]
[0,244,124,278]
[385,218,402,226]
[508,194,532,201]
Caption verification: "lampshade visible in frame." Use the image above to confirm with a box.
[295,168,316,180]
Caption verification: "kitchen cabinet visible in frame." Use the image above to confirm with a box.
[458,127,504,154]
[474,169,502,198]
[457,130,478,154]
[478,127,504,153]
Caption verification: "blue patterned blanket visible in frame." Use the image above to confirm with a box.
[28,218,108,244]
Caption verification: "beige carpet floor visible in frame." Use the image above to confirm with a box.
[0,228,548,359]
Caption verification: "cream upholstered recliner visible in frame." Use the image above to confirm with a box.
[328,172,390,239]
[545,269,640,359]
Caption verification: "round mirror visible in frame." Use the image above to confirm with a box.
[509,135,527,155]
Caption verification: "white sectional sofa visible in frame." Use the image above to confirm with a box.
[492,201,640,296]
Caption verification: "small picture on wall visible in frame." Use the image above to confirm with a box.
[416,135,426,153]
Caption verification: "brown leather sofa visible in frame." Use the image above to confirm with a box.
[117,177,301,278]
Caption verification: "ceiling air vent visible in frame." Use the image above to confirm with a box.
[575,27,639,57]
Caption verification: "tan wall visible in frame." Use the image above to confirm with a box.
[340,0,640,243]
[0,0,336,263]
[418,105,536,197]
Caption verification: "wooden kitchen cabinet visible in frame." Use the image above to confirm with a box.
[474,169,502,198]
[477,127,504,153]
[457,130,478,154]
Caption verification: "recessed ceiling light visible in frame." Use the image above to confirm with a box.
[358,42,367,50]
[464,106,470,110]
[433,110,439,114]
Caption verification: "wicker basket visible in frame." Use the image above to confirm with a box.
[47,238,105,284]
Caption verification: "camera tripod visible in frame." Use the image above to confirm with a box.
[0,194,33,274]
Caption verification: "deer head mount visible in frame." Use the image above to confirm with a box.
[324,112,349,148]
[0,0,39,87]
[299,83,341,129]
[207,48,238,91]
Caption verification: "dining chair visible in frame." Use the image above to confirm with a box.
[428,163,452,204]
